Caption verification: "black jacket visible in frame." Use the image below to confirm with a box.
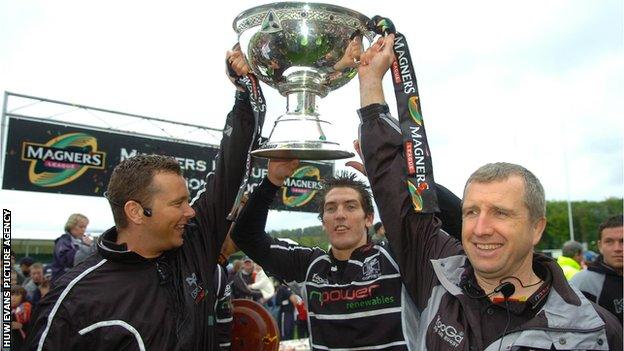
[23,96,254,351]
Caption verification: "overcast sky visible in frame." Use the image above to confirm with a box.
[1,0,622,240]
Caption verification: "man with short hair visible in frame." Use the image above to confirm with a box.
[357,34,621,350]
[24,51,256,351]
[571,214,623,322]
[232,153,461,348]
[18,256,34,284]
[23,262,45,304]
[232,169,439,350]
[557,240,584,280]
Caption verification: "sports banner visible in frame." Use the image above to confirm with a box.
[2,117,332,213]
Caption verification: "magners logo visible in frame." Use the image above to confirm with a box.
[282,165,322,208]
[21,132,106,187]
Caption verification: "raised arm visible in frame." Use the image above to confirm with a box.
[357,34,462,308]
[231,159,322,283]
[191,49,256,255]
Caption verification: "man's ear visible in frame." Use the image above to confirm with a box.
[124,201,146,225]
[532,217,546,246]
[365,212,374,229]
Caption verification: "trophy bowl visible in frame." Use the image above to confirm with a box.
[234,2,374,160]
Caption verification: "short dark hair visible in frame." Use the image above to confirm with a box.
[317,172,374,221]
[19,257,34,266]
[106,155,182,228]
[598,214,623,240]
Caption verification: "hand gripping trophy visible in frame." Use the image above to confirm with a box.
[233,2,375,160]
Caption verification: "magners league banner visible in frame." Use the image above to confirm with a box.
[2,117,333,213]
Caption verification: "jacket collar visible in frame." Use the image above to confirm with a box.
[328,241,375,264]
[97,226,152,264]
[432,253,606,333]
[588,256,622,277]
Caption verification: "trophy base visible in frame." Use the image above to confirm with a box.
[251,142,354,160]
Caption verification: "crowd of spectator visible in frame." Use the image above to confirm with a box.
[226,257,309,341]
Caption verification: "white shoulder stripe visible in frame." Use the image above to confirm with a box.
[375,245,400,272]
[347,259,363,267]
[311,340,407,350]
[37,259,108,351]
[216,316,233,323]
[304,273,401,288]
[305,255,331,280]
[269,244,314,252]
[78,320,145,351]
[309,306,402,320]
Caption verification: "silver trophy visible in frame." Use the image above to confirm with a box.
[234,2,374,160]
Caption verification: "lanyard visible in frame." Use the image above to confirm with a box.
[227,71,267,221]
[369,16,439,213]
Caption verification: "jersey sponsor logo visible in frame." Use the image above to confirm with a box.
[346,295,395,310]
[362,258,380,280]
[311,273,328,285]
[432,314,464,348]
[309,284,380,306]
[614,298,623,314]
[21,133,106,187]
[186,272,206,304]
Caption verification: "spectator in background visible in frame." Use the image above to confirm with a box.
[11,285,32,350]
[50,213,95,283]
[11,251,25,285]
[557,240,584,280]
[371,221,387,244]
[18,256,35,284]
[231,257,263,301]
[23,263,45,305]
[248,264,275,302]
[227,259,243,282]
[571,214,623,323]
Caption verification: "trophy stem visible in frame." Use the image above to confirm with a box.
[286,91,319,117]
[285,91,325,142]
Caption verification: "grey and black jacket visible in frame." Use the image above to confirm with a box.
[358,103,623,351]
[571,257,623,323]
[23,95,255,351]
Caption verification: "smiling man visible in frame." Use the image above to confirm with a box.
[24,51,256,351]
[231,166,462,350]
[357,34,622,350]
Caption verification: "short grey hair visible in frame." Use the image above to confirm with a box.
[64,213,88,232]
[464,162,545,222]
[561,240,583,258]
